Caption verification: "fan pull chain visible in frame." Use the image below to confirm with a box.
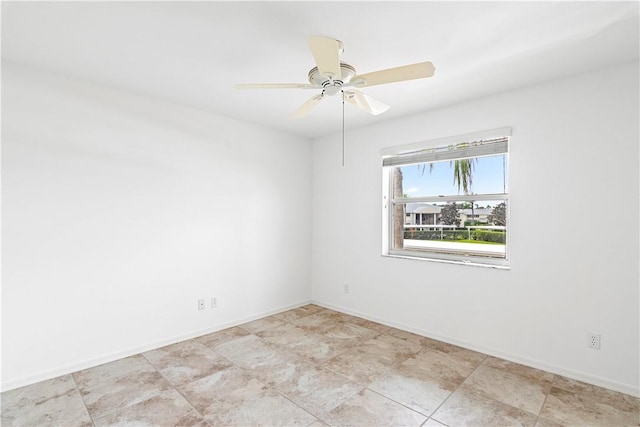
[342,90,345,167]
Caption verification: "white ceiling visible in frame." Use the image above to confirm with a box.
[2,1,638,139]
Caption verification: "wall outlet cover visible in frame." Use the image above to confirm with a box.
[588,333,601,350]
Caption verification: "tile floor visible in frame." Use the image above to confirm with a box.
[2,304,639,426]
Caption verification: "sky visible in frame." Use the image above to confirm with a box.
[400,154,507,203]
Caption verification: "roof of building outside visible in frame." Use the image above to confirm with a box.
[460,208,493,215]
[405,203,442,214]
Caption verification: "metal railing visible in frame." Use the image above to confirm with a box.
[404,224,506,242]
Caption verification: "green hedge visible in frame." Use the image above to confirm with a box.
[405,230,468,240]
[472,229,506,243]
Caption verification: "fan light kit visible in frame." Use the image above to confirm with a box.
[235,36,435,119]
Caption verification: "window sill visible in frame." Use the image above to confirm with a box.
[382,251,510,270]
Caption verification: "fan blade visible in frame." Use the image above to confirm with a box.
[308,36,342,80]
[290,94,324,119]
[343,90,390,115]
[234,83,315,89]
[352,61,435,87]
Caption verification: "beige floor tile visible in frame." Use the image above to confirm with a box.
[335,312,371,324]
[0,375,92,427]
[182,366,316,426]
[73,355,170,419]
[323,389,427,426]
[196,326,250,349]
[1,374,76,409]
[552,375,640,412]
[275,365,364,417]
[289,334,350,364]
[292,311,347,332]
[539,386,640,426]
[386,328,434,347]
[212,334,280,368]
[273,309,309,323]
[388,329,487,366]
[389,329,480,356]
[72,354,155,391]
[178,366,264,415]
[190,420,217,427]
[402,347,479,385]
[205,388,316,426]
[424,418,448,426]
[274,305,324,322]
[368,364,457,416]
[533,416,565,427]
[244,349,318,388]
[320,321,380,346]
[432,387,538,427]
[423,340,487,366]
[462,364,549,415]
[238,315,287,333]
[323,348,395,384]
[143,339,232,386]
[301,310,359,327]
[349,318,391,334]
[359,334,423,365]
[93,388,202,426]
[259,321,350,364]
[483,356,555,387]
[257,322,318,346]
[318,309,362,322]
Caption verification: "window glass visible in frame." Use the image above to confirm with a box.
[400,154,507,198]
[383,134,509,268]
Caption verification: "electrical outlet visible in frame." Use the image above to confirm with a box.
[587,333,601,349]
[198,299,205,311]
[211,297,217,308]
[344,283,349,294]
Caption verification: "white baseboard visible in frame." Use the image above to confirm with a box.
[313,301,640,398]
[1,300,311,392]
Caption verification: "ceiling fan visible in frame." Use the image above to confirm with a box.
[234,36,435,119]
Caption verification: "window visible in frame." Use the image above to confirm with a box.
[382,128,510,268]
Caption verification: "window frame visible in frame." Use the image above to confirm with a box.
[381,128,511,269]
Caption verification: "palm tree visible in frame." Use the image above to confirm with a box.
[393,167,404,249]
[452,158,476,195]
[419,144,476,195]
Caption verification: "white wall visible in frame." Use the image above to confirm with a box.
[1,62,312,390]
[311,62,639,396]
[3,59,638,397]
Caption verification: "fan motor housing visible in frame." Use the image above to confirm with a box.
[308,63,356,96]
